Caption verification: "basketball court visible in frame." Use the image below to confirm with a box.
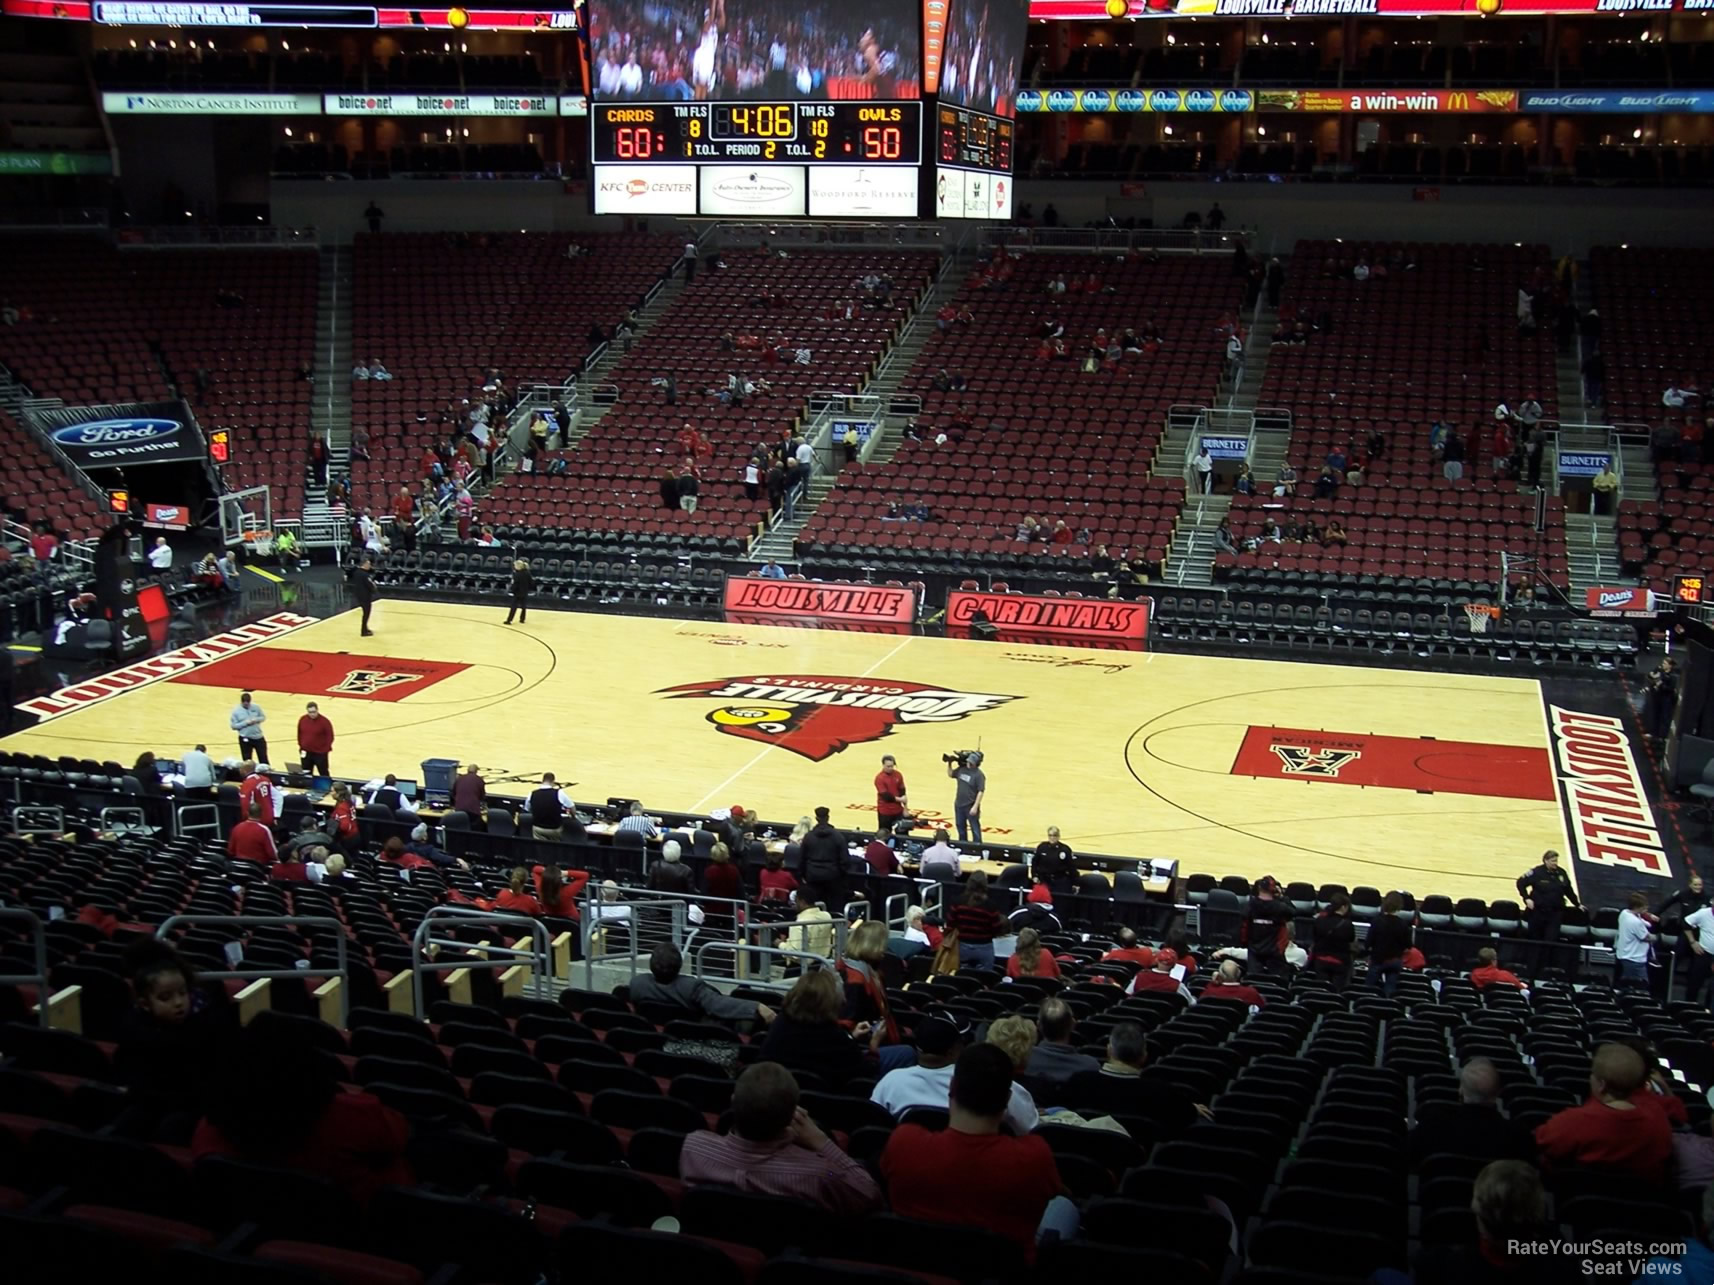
[5,600,1595,900]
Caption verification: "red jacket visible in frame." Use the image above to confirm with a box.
[1102,947,1157,968]
[227,820,277,864]
[1535,1094,1673,1181]
[297,714,334,755]
[532,866,589,919]
[1006,951,1061,980]
[1470,964,1527,991]
[494,888,545,917]
[1201,981,1265,1007]
[759,868,799,901]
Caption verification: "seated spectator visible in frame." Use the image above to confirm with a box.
[1323,520,1349,547]
[1534,1043,1674,1182]
[759,964,875,1087]
[631,943,773,1024]
[532,864,588,919]
[1413,1161,1569,1285]
[863,829,900,876]
[1469,947,1527,992]
[194,1016,413,1204]
[1008,885,1062,936]
[839,921,912,1070]
[1023,996,1099,1086]
[1128,949,1193,1001]
[647,840,695,894]
[882,1044,1072,1255]
[226,802,276,865]
[1101,928,1156,968]
[680,1062,882,1213]
[758,850,799,903]
[872,1011,1037,1135]
[1199,959,1265,1007]
[1314,466,1340,498]
[113,940,231,1143]
[1274,463,1297,497]
[783,886,835,958]
[918,828,962,877]
[493,866,545,916]
[902,906,941,950]
[1007,927,1061,981]
[1637,1185,1714,1283]
[1407,1057,1535,1166]
[1212,923,1308,971]
[1064,1020,1209,1137]
[617,800,660,839]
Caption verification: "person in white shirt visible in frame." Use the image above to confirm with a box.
[181,743,215,792]
[1663,385,1694,410]
[871,1012,1036,1133]
[147,537,173,571]
[794,439,814,470]
[918,829,961,876]
[618,55,643,97]
[352,363,370,380]
[1193,445,1214,494]
[1615,891,1656,989]
[368,360,392,381]
[903,907,931,946]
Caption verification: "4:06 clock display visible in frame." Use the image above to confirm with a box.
[592,100,921,166]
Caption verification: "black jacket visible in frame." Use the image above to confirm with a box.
[758,1014,871,1086]
[1311,910,1355,965]
[528,786,564,830]
[1366,914,1411,965]
[1242,896,1292,960]
[647,860,695,894]
[350,567,376,605]
[801,823,848,882]
[510,567,533,596]
[1032,842,1078,887]
[1516,864,1579,912]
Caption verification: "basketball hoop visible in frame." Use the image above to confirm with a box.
[1464,603,1499,634]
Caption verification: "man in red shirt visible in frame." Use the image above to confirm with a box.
[237,762,276,827]
[875,754,908,829]
[1200,959,1266,1007]
[1101,928,1156,969]
[295,702,335,777]
[1535,1043,1674,1182]
[1128,949,1192,1001]
[863,828,900,876]
[227,802,278,864]
[1469,947,1528,991]
[881,1043,1072,1257]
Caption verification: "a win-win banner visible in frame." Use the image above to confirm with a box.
[25,400,208,469]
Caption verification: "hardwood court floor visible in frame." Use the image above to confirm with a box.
[5,601,1571,900]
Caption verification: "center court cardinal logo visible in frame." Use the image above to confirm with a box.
[658,675,1021,762]
[1271,745,1362,777]
[329,669,424,696]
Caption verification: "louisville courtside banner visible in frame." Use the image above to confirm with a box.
[722,577,918,627]
[946,591,1150,644]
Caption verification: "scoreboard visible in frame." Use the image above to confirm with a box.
[592,102,922,167]
[591,100,925,219]
[934,103,1014,219]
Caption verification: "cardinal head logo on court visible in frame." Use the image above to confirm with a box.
[1270,744,1363,777]
[658,675,1022,762]
[330,669,429,696]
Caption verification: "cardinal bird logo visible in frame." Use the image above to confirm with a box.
[659,675,1021,762]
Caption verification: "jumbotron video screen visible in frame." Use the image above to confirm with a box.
[938,0,1028,118]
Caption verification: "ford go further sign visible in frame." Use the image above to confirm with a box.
[52,417,182,461]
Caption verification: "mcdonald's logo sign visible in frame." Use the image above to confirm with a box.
[1447,92,1468,110]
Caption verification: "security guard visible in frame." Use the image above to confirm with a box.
[1516,850,1581,941]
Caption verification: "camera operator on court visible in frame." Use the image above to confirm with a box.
[945,750,986,845]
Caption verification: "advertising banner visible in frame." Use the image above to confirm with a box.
[698,166,807,217]
[558,95,590,117]
[26,400,208,467]
[144,503,191,531]
[1025,0,1711,20]
[324,93,555,116]
[723,576,917,626]
[1522,90,1714,113]
[808,166,919,219]
[1585,586,1657,617]
[1557,451,1612,478]
[947,591,1150,644]
[1200,436,1250,461]
[0,151,112,175]
[923,0,949,94]
[1014,87,1522,113]
[8,0,583,27]
[592,165,697,215]
[104,91,320,114]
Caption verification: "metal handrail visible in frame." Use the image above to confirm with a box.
[692,940,850,992]
[155,914,351,1024]
[981,226,1254,257]
[411,905,553,1015]
[0,909,51,1027]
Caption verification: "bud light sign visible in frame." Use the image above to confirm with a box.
[53,418,182,461]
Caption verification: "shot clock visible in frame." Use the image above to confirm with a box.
[591,102,922,167]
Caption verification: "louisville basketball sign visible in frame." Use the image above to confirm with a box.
[658,675,1022,762]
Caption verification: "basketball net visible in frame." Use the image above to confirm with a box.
[1464,603,1499,634]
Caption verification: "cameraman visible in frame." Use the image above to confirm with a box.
[946,751,986,845]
